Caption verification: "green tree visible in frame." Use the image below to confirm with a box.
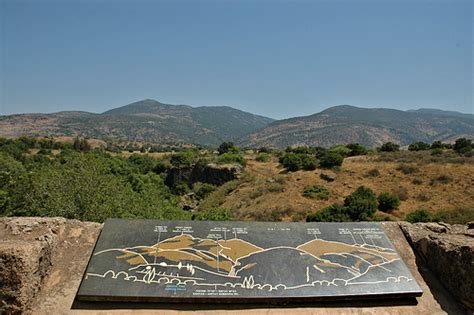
[127,154,157,174]
[453,138,472,154]
[430,141,446,150]
[344,186,377,221]
[380,142,400,152]
[408,141,431,151]
[289,146,316,154]
[73,137,91,152]
[377,192,400,212]
[329,145,351,157]
[346,143,368,156]
[279,153,303,171]
[217,142,238,155]
[170,151,196,167]
[0,153,30,215]
[319,151,344,168]
[300,155,318,170]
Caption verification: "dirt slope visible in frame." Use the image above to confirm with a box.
[222,155,474,221]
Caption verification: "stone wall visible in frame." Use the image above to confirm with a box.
[0,217,101,314]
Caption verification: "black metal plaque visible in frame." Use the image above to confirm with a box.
[76,219,422,303]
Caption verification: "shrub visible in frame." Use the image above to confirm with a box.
[395,187,409,201]
[430,174,452,185]
[406,209,433,223]
[274,174,286,184]
[408,141,431,151]
[193,208,232,221]
[217,142,238,155]
[314,147,328,159]
[346,143,368,156]
[300,155,319,170]
[430,141,447,149]
[173,181,191,195]
[306,204,351,222]
[366,168,380,177]
[396,164,419,174]
[258,147,271,153]
[319,151,344,168]
[377,192,400,212]
[255,152,270,162]
[430,148,443,156]
[320,173,335,182]
[127,154,158,174]
[416,192,431,202]
[192,182,216,200]
[217,153,246,166]
[266,182,285,193]
[197,180,238,211]
[291,211,307,222]
[249,187,266,199]
[372,214,393,221]
[170,151,196,167]
[251,206,294,222]
[344,186,377,221]
[433,208,474,224]
[329,145,351,157]
[303,185,330,200]
[380,142,400,152]
[453,138,472,154]
[73,137,91,152]
[279,153,303,171]
[153,158,171,174]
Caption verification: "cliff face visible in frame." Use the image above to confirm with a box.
[0,217,472,314]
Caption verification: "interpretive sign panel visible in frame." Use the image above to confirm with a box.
[76,219,422,303]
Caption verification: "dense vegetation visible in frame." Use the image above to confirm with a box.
[0,138,192,222]
[1,136,472,224]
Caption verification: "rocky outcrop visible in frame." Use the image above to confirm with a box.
[165,163,242,188]
[400,222,474,310]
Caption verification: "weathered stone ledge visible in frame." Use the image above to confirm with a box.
[400,221,474,310]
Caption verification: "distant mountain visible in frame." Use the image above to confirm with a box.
[407,108,473,118]
[0,99,274,146]
[238,105,474,148]
[2,101,472,147]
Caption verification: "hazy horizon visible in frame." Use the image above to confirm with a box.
[1,0,472,118]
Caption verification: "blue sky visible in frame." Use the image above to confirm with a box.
[1,0,472,119]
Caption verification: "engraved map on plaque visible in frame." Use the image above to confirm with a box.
[76,219,422,302]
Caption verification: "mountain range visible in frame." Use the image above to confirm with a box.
[239,105,474,148]
[1,99,472,148]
